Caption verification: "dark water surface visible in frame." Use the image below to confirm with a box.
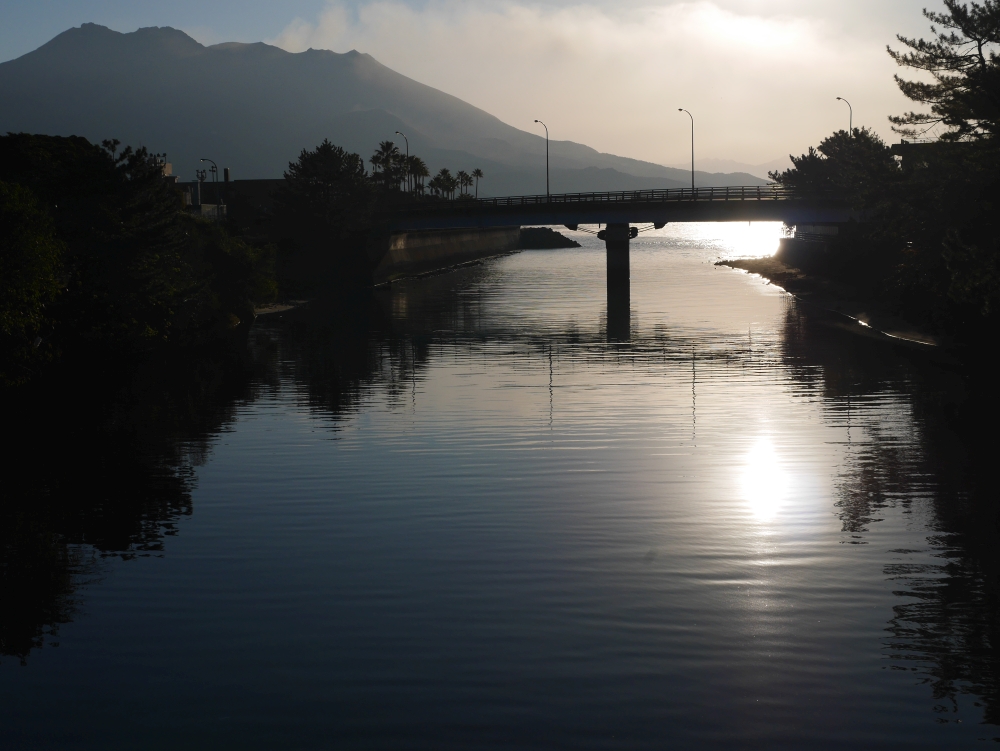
[3,225,998,749]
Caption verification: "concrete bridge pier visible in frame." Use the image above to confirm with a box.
[604,223,631,341]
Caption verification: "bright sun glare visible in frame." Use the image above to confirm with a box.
[639,222,783,259]
[708,222,783,259]
[740,437,789,521]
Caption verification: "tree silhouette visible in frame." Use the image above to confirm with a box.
[0,133,278,371]
[433,168,456,199]
[391,150,407,191]
[888,0,1000,139]
[408,156,429,194]
[768,128,899,202]
[370,141,401,189]
[472,168,484,198]
[285,139,371,231]
[457,170,471,198]
[0,181,63,384]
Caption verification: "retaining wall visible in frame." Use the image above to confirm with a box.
[371,227,521,285]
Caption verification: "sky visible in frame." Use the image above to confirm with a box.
[0,1,946,167]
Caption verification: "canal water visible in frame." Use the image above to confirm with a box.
[2,224,997,749]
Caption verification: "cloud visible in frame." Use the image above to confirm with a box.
[268,1,917,164]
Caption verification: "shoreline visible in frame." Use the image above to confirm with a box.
[254,300,309,316]
[717,255,942,348]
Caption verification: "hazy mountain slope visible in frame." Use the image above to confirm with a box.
[0,24,766,193]
[308,110,698,194]
[668,157,794,181]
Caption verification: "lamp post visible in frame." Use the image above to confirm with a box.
[836,97,853,134]
[395,131,409,192]
[678,109,694,192]
[200,158,218,183]
[200,157,218,197]
[534,119,549,198]
[200,158,219,218]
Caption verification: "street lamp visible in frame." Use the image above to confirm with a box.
[534,119,549,198]
[836,97,853,134]
[678,109,694,192]
[200,157,218,182]
[395,131,409,192]
[200,158,220,218]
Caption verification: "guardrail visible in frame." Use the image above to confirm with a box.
[394,185,803,213]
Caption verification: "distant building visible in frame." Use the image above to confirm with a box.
[177,179,226,220]
[890,138,971,168]
[176,175,285,230]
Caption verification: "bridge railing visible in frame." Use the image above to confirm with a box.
[396,185,798,213]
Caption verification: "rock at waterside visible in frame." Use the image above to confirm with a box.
[519,227,581,249]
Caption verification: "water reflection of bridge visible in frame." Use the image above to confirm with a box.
[391,185,853,341]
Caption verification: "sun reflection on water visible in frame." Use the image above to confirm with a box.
[740,437,789,520]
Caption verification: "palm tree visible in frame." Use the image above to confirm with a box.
[391,151,407,191]
[408,156,429,194]
[435,168,454,199]
[471,168,484,198]
[372,141,400,188]
[457,170,471,198]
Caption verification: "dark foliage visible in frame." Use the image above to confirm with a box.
[885,2,1000,326]
[768,3,1000,339]
[185,217,278,326]
[1,134,191,344]
[888,0,1000,139]
[272,138,484,294]
[0,181,64,384]
[0,133,277,383]
[281,139,373,234]
[276,140,377,293]
[768,128,901,206]
[771,129,1000,333]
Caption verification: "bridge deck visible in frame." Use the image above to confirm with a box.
[388,185,852,231]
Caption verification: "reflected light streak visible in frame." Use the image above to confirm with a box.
[740,437,789,521]
[636,222,783,259]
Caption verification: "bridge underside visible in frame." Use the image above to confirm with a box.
[389,199,853,232]
[384,188,854,342]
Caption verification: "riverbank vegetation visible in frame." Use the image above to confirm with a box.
[271,138,486,296]
[0,133,278,386]
[0,130,488,386]
[767,0,1000,346]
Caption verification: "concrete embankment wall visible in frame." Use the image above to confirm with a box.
[371,227,521,285]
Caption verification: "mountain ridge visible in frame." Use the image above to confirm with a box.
[0,24,767,194]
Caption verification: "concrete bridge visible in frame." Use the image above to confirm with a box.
[379,186,852,340]
[388,185,852,231]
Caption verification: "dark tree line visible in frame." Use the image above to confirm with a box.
[274,138,485,294]
[365,139,483,198]
[0,130,489,384]
[0,133,278,385]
